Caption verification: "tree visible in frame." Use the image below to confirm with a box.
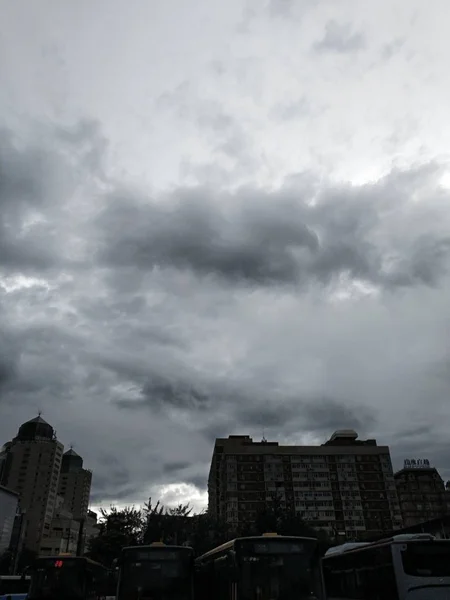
[188,511,232,556]
[143,499,194,546]
[87,506,144,566]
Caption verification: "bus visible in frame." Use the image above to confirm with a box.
[115,542,195,600]
[27,555,109,600]
[195,532,321,600]
[321,532,450,599]
[0,574,30,600]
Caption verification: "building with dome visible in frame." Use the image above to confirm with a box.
[58,448,92,520]
[0,416,64,553]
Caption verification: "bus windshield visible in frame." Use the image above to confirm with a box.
[238,539,317,600]
[28,560,84,600]
[401,542,450,577]
[119,549,193,600]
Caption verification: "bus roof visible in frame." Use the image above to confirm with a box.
[196,535,317,562]
[34,556,108,569]
[323,533,438,558]
[122,545,194,552]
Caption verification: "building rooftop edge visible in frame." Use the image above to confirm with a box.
[0,484,20,497]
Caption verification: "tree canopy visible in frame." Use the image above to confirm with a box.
[86,495,332,566]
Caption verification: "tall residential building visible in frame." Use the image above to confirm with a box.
[57,449,92,521]
[394,460,450,527]
[0,416,64,552]
[208,431,403,540]
[0,485,19,554]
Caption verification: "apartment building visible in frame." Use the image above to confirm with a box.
[58,449,92,520]
[0,416,64,552]
[208,430,403,540]
[395,460,450,527]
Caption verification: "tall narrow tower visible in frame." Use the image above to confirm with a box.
[0,416,64,552]
[58,449,92,520]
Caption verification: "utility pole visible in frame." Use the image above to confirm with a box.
[64,529,75,554]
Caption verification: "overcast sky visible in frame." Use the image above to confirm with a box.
[1,0,450,513]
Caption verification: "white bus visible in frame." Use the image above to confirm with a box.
[321,533,450,600]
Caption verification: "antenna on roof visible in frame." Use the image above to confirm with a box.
[262,427,267,443]
[38,410,42,417]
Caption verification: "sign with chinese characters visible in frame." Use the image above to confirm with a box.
[404,458,430,469]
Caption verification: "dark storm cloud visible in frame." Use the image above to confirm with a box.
[0,353,18,391]
[0,131,59,270]
[2,119,450,509]
[0,331,20,391]
[302,398,377,435]
[184,473,208,489]
[114,373,211,411]
[313,21,365,54]
[164,461,191,473]
[238,397,377,438]
[97,164,450,290]
[389,436,450,480]
[0,120,104,273]
[98,188,318,285]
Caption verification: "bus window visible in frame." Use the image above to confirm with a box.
[401,542,450,577]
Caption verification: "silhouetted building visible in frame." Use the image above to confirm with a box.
[395,460,450,527]
[40,495,80,556]
[57,449,92,520]
[208,430,403,540]
[0,485,19,554]
[0,416,64,552]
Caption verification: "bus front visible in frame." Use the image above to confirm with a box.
[235,535,319,600]
[27,557,88,600]
[395,537,450,599]
[117,543,194,600]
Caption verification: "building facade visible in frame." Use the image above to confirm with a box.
[0,485,19,554]
[57,449,92,521]
[0,416,64,552]
[394,461,450,527]
[208,431,403,540]
[40,496,80,556]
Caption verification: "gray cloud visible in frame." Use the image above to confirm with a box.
[0,120,104,273]
[1,119,450,509]
[164,461,191,473]
[313,21,365,54]
[381,38,405,61]
[237,396,377,439]
[115,374,211,411]
[302,398,377,436]
[96,165,450,290]
[268,0,294,18]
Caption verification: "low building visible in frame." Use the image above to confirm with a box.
[394,460,450,527]
[39,496,80,556]
[81,510,100,555]
[0,485,19,554]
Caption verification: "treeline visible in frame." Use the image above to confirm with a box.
[87,497,333,566]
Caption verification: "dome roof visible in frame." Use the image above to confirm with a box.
[16,415,54,441]
[61,447,83,471]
